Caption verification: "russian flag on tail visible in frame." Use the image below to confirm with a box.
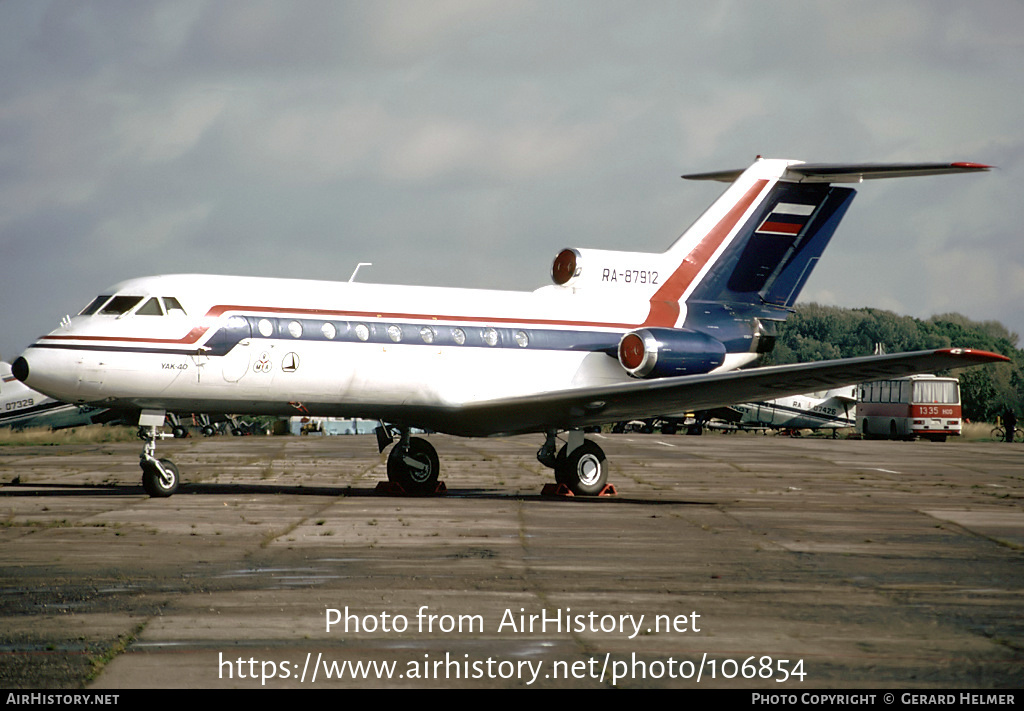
[756,202,816,236]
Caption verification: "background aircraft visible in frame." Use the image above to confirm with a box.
[11,158,1006,497]
[616,386,856,436]
[709,386,857,435]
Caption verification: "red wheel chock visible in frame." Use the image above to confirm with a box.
[541,483,617,497]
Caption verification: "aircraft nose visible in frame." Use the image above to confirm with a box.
[11,356,29,383]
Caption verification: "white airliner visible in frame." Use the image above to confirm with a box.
[1,361,111,430]
[11,158,1008,497]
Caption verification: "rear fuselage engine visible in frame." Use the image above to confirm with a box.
[617,328,726,379]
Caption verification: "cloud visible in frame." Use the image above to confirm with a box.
[115,91,230,164]
[1,0,1022,359]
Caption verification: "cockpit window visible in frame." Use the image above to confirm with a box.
[79,295,112,316]
[99,295,144,316]
[163,297,187,316]
[136,297,164,316]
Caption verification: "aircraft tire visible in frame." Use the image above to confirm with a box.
[172,426,188,439]
[387,437,440,494]
[556,441,607,496]
[142,458,179,498]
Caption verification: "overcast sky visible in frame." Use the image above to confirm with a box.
[2,1,1022,360]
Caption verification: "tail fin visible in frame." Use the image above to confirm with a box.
[681,174,856,310]
[651,159,989,328]
[544,158,989,332]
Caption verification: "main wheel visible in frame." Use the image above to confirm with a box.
[555,440,608,496]
[387,437,440,494]
[142,458,179,498]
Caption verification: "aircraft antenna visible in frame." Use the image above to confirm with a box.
[349,263,373,282]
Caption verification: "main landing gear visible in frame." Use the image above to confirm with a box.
[537,429,611,496]
[138,410,179,497]
[377,426,611,497]
[377,425,441,494]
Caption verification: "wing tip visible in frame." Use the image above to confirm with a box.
[938,347,1010,363]
[950,161,994,170]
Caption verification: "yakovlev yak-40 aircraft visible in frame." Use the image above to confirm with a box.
[12,158,1008,497]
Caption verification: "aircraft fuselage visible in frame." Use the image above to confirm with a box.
[20,274,761,437]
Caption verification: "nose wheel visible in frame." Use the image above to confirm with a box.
[141,455,179,497]
[138,411,180,497]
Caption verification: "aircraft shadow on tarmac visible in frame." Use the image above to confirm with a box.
[0,480,704,506]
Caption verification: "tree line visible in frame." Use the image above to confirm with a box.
[768,304,1023,423]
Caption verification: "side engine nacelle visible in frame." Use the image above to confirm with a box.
[551,248,663,291]
[617,328,727,379]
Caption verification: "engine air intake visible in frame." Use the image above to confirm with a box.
[617,328,726,378]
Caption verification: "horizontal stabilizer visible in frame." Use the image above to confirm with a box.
[684,161,992,184]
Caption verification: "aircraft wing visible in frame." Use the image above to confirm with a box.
[426,348,1007,437]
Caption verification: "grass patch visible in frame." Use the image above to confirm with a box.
[961,422,1001,441]
[86,621,148,683]
[0,425,138,446]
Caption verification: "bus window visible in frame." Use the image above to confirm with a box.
[914,379,958,404]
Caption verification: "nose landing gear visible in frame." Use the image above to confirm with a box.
[139,410,180,497]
